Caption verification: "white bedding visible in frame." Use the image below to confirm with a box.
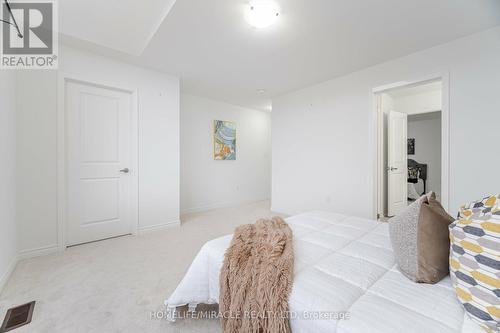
[166,211,482,333]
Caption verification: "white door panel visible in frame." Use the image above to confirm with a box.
[81,179,119,224]
[388,110,408,216]
[66,81,132,246]
[81,95,120,162]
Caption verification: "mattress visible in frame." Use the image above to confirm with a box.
[166,211,482,333]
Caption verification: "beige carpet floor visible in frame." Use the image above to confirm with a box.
[0,201,284,333]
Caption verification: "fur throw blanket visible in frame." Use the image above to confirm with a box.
[219,216,294,333]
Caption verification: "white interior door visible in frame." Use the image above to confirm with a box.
[66,81,133,246]
[388,110,408,216]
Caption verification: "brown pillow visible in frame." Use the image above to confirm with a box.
[389,192,454,283]
[417,194,455,283]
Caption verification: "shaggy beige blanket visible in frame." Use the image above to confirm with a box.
[219,216,294,333]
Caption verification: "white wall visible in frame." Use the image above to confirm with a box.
[408,112,442,198]
[0,71,18,291]
[16,71,59,256]
[180,94,271,213]
[272,27,500,218]
[16,45,180,255]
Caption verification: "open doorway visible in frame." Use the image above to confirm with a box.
[374,79,448,220]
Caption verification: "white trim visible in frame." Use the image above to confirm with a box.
[0,257,18,294]
[371,72,451,219]
[57,74,65,252]
[130,90,139,235]
[138,220,181,234]
[181,199,270,215]
[57,72,139,250]
[18,244,59,260]
[441,72,451,213]
[375,94,383,217]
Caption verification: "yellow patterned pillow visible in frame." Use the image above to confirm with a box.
[450,195,500,332]
[459,194,500,221]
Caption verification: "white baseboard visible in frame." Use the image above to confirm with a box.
[181,198,270,215]
[138,220,181,234]
[0,256,18,294]
[270,206,290,216]
[18,244,59,261]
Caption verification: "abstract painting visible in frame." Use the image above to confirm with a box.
[213,120,236,160]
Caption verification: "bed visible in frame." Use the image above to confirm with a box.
[165,211,482,333]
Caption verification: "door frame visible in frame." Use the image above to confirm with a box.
[57,73,139,251]
[371,72,450,219]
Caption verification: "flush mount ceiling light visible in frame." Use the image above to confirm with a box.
[245,1,280,29]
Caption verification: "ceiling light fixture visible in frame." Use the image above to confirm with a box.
[245,1,280,29]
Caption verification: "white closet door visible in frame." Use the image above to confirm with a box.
[66,81,132,246]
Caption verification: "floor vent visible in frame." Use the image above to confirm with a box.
[0,301,35,332]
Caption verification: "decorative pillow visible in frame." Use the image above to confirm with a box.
[449,194,500,332]
[459,194,500,221]
[389,192,455,283]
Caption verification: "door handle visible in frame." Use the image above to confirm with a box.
[390,167,398,171]
[119,168,130,173]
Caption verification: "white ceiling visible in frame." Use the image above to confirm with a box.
[60,0,177,55]
[60,0,500,111]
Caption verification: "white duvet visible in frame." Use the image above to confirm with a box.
[166,211,481,333]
